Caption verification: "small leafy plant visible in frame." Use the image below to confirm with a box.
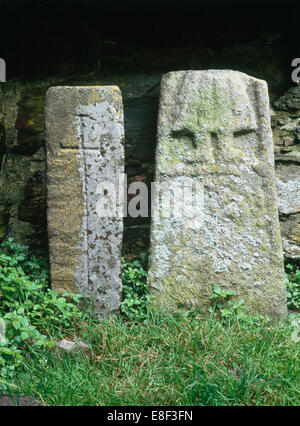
[120,252,150,322]
[285,264,300,312]
[209,284,271,326]
[209,284,235,315]
[0,238,83,378]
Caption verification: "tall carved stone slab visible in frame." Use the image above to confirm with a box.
[148,70,287,319]
[45,86,124,315]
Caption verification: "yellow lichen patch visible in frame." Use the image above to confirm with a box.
[291,224,300,244]
[47,147,86,293]
[52,281,78,294]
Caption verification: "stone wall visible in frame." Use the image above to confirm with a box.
[0,6,299,263]
[272,87,300,261]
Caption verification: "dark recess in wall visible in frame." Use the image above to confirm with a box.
[0,0,299,80]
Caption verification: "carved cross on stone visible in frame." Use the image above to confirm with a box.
[169,73,258,166]
[46,86,125,316]
[148,70,287,320]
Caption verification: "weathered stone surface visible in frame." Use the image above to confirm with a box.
[1,70,299,262]
[0,395,46,406]
[276,164,300,216]
[45,86,124,315]
[272,111,300,160]
[274,86,300,112]
[56,339,89,355]
[279,213,300,261]
[276,163,300,260]
[148,70,287,319]
[272,88,300,262]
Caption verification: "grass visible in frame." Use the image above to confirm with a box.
[0,242,299,406]
[2,310,299,406]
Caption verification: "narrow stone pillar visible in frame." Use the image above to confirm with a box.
[45,86,124,315]
[148,70,287,319]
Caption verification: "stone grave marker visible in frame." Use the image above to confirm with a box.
[46,86,124,315]
[148,70,287,319]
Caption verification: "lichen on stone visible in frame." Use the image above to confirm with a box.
[148,70,287,319]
